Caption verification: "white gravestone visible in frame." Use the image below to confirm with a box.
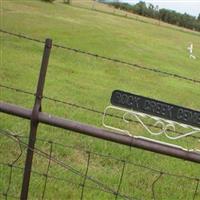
[187,43,196,59]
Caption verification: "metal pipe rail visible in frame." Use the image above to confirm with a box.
[1,102,200,164]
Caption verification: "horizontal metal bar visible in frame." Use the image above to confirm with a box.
[1,102,200,163]
[0,102,32,119]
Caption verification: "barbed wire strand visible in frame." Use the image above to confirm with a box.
[1,83,200,141]
[41,141,53,200]
[0,84,35,96]
[1,29,200,85]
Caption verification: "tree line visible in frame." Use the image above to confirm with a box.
[99,1,200,32]
[41,0,71,3]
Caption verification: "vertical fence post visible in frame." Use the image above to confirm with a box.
[20,39,52,200]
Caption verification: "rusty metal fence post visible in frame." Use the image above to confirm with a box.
[20,39,52,200]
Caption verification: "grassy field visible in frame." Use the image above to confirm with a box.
[71,0,200,37]
[0,0,200,199]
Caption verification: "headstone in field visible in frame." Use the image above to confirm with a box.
[187,43,196,59]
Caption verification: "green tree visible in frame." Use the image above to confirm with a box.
[159,9,169,22]
[42,0,55,3]
[63,0,71,4]
[198,13,200,21]
[103,0,199,32]
[133,1,148,16]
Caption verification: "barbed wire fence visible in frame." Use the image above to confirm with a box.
[1,129,199,200]
[1,31,200,200]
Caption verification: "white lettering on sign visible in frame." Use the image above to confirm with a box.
[143,100,173,118]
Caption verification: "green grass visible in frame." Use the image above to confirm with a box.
[0,0,200,199]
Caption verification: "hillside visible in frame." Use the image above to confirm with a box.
[71,0,200,36]
[0,0,200,199]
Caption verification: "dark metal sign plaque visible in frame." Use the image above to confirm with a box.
[111,90,200,128]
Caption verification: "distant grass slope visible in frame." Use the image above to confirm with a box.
[0,0,200,199]
[71,0,200,36]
